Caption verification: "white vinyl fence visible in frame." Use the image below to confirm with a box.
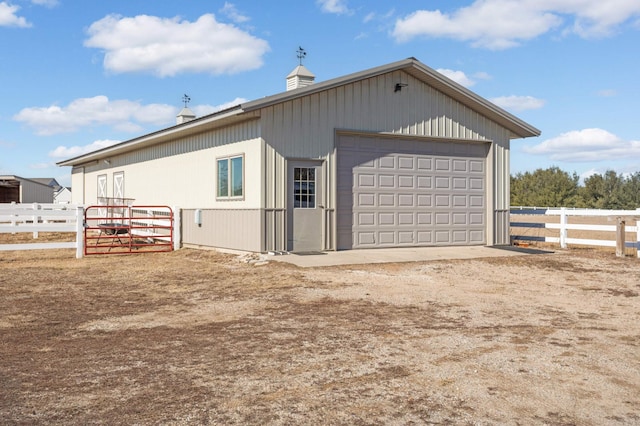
[511,207,640,257]
[0,203,84,258]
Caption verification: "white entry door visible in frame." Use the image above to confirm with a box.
[287,160,323,252]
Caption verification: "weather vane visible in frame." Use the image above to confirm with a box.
[296,46,306,65]
[182,94,191,108]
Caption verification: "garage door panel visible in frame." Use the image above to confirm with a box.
[358,173,376,187]
[453,177,467,189]
[470,178,484,190]
[337,136,486,249]
[435,177,450,189]
[417,157,433,170]
[398,194,414,207]
[417,176,432,188]
[452,230,468,243]
[378,174,395,187]
[398,175,414,188]
[417,194,432,207]
[358,232,376,245]
[398,231,413,244]
[379,156,395,168]
[379,212,395,225]
[398,212,414,225]
[435,159,450,171]
[378,193,395,206]
[470,160,484,173]
[452,213,468,225]
[417,231,432,243]
[398,156,415,169]
[470,230,485,242]
[435,195,450,207]
[379,232,395,244]
[453,159,467,172]
[452,195,467,207]
[435,213,450,225]
[417,213,432,225]
[358,212,375,226]
[435,230,451,243]
[470,195,484,207]
[358,193,376,207]
[470,213,484,224]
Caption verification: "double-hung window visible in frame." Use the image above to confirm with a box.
[217,155,244,199]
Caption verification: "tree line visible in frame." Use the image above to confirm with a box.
[511,167,640,209]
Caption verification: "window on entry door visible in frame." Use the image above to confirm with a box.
[293,167,316,208]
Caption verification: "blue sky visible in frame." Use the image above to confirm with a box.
[1,0,639,186]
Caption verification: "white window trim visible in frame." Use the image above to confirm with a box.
[216,154,245,200]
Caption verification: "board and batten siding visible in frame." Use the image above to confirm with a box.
[259,70,513,246]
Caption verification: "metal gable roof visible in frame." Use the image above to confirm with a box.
[58,58,539,167]
[242,57,540,139]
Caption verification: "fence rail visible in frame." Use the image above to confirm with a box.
[1,203,181,258]
[511,207,640,257]
[0,203,84,257]
[84,205,177,255]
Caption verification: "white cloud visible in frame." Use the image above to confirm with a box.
[192,97,248,117]
[49,140,121,159]
[392,1,640,49]
[84,13,269,77]
[317,0,353,15]
[30,0,58,7]
[597,89,617,97]
[219,2,249,23]
[436,68,476,87]
[490,95,545,111]
[0,2,31,27]
[363,12,375,23]
[579,168,600,183]
[13,96,176,135]
[523,128,640,162]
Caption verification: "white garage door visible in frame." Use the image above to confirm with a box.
[336,135,488,249]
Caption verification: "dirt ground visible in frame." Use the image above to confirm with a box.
[1,243,639,425]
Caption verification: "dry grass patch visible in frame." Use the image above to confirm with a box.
[1,247,639,425]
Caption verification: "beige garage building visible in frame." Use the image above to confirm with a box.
[58,57,540,253]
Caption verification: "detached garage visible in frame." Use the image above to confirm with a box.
[58,57,540,253]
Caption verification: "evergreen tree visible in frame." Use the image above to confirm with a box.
[510,167,580,207]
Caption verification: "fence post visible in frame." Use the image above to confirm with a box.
[615,217,626,258]
[75,206,84,259]
[560,207,567,249]
[636,218,640,259]
[173,206,181,251]
[32,202,40,239]
[11,201,17,234]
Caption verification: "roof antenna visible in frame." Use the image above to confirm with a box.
[182,94,191,108]
[296,46,307,65]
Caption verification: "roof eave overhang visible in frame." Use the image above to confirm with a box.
[57,106,256,167]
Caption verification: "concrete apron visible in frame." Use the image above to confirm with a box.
[266,245,546,268]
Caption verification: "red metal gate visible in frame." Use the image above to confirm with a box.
[84,205,174,255]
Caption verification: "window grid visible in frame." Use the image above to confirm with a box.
[294,167,316,208]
